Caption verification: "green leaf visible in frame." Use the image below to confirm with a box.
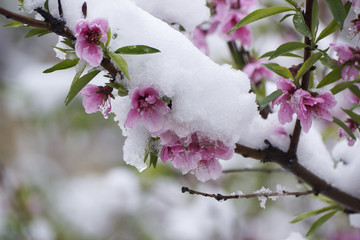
[228,7,294,33]
[312,0,319,38]
[115,45,160,55]
[106,28,111,47]
[65,69,101,105]
[259,89,283,111]
[108,52,130,80]
[61,38,75,49]
[269,42,308,60]
[263,63,294,79]
[316,65,343,88]
[149,153,158,168]
[44,0,49,12]
[349,85,360,102]
[324,0,346,30]
[291,205,339,224]
[279,13,294,23]
[342,108,360,125]
[43,59,79,73]
[296,52,322,81]
[316,1,351,43]
[3,21,25,28]
[18,0,24,4]
[260,51,301,59]
[306,211,337,237]
[25,28,50,38]
[284,0,298,8]
[293,11,312,39]
[105,82,128,96]
[333,117,356,140]
[330,80,357,95]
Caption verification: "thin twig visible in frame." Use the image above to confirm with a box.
[181,186,314,201]
[222,167,285,174]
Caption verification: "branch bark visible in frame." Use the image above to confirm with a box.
[235,143,360,212]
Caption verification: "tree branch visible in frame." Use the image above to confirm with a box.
[181,186,314,201]
[235,142,360,212]
[287,0,314,157]
[0,7,119,78]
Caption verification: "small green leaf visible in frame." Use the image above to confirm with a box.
[324,0,346,30]
[293,11,312,39]
[342,108,360,125]
[296,52,322,81]
[279,13,294,23]
[65,69,101,105]
[44,0,49,12]
[228,7,294,33]
[306,211,337,237]
[259,89,283,111]
[43,59,79,73]
[284,0,298,8]
[291,205,339,224]
[316,65,343,88]
[333,117,356,140]
[18,0,24,4]
[109,52,130,80]
[115,45,160,55]
[330,80,357,95]
[25,28,50,38]
[263,63,294,79]
[316,2,351,43]
[349,85,360,102]
[105,82,128,96]
[269,42,308,60]
[61,38,75,49]
[311,0,319,37]
[106,28,111,47]
[149,153,158,168]
[3,21,25,28]
[260,51,301,59]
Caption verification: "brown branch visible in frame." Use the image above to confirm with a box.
[287,0,314,157]
[235,142,360,212]
[181,186,314,201]
[0,7,120,79]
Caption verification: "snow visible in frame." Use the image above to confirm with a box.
[349,213,360,228]
[134,0,210,32]
[285,232,307,240]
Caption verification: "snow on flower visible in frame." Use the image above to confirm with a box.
[159,131,234,182]
[243,60,274,85]
[337,120,358,147]
[125,87,170,133]
[75,18,109,67]
[79,84,113,118]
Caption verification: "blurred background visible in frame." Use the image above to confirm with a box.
[0,1,359,239]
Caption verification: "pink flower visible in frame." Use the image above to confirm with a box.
[212,3,253,46]
[75,18,109,67]
[337,120,357,146]
[192,26,209,55]
[243,60,274,84]
[330,43,360,81]
[195,158,222,182]
[272,78,297,124]
[293,91,337,133]
[160,131,233,181]
[79,84,112,118]
[125,87,170,132]
[273,78,337,132]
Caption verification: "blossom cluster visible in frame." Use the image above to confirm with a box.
[192,0,256,54]
[273,78,337,133]
[124,86,234,182]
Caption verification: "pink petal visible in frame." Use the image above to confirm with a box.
[83,44,103,67]
[278,102,294,124]
[125,109,140,129]
[195,158,222,182]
